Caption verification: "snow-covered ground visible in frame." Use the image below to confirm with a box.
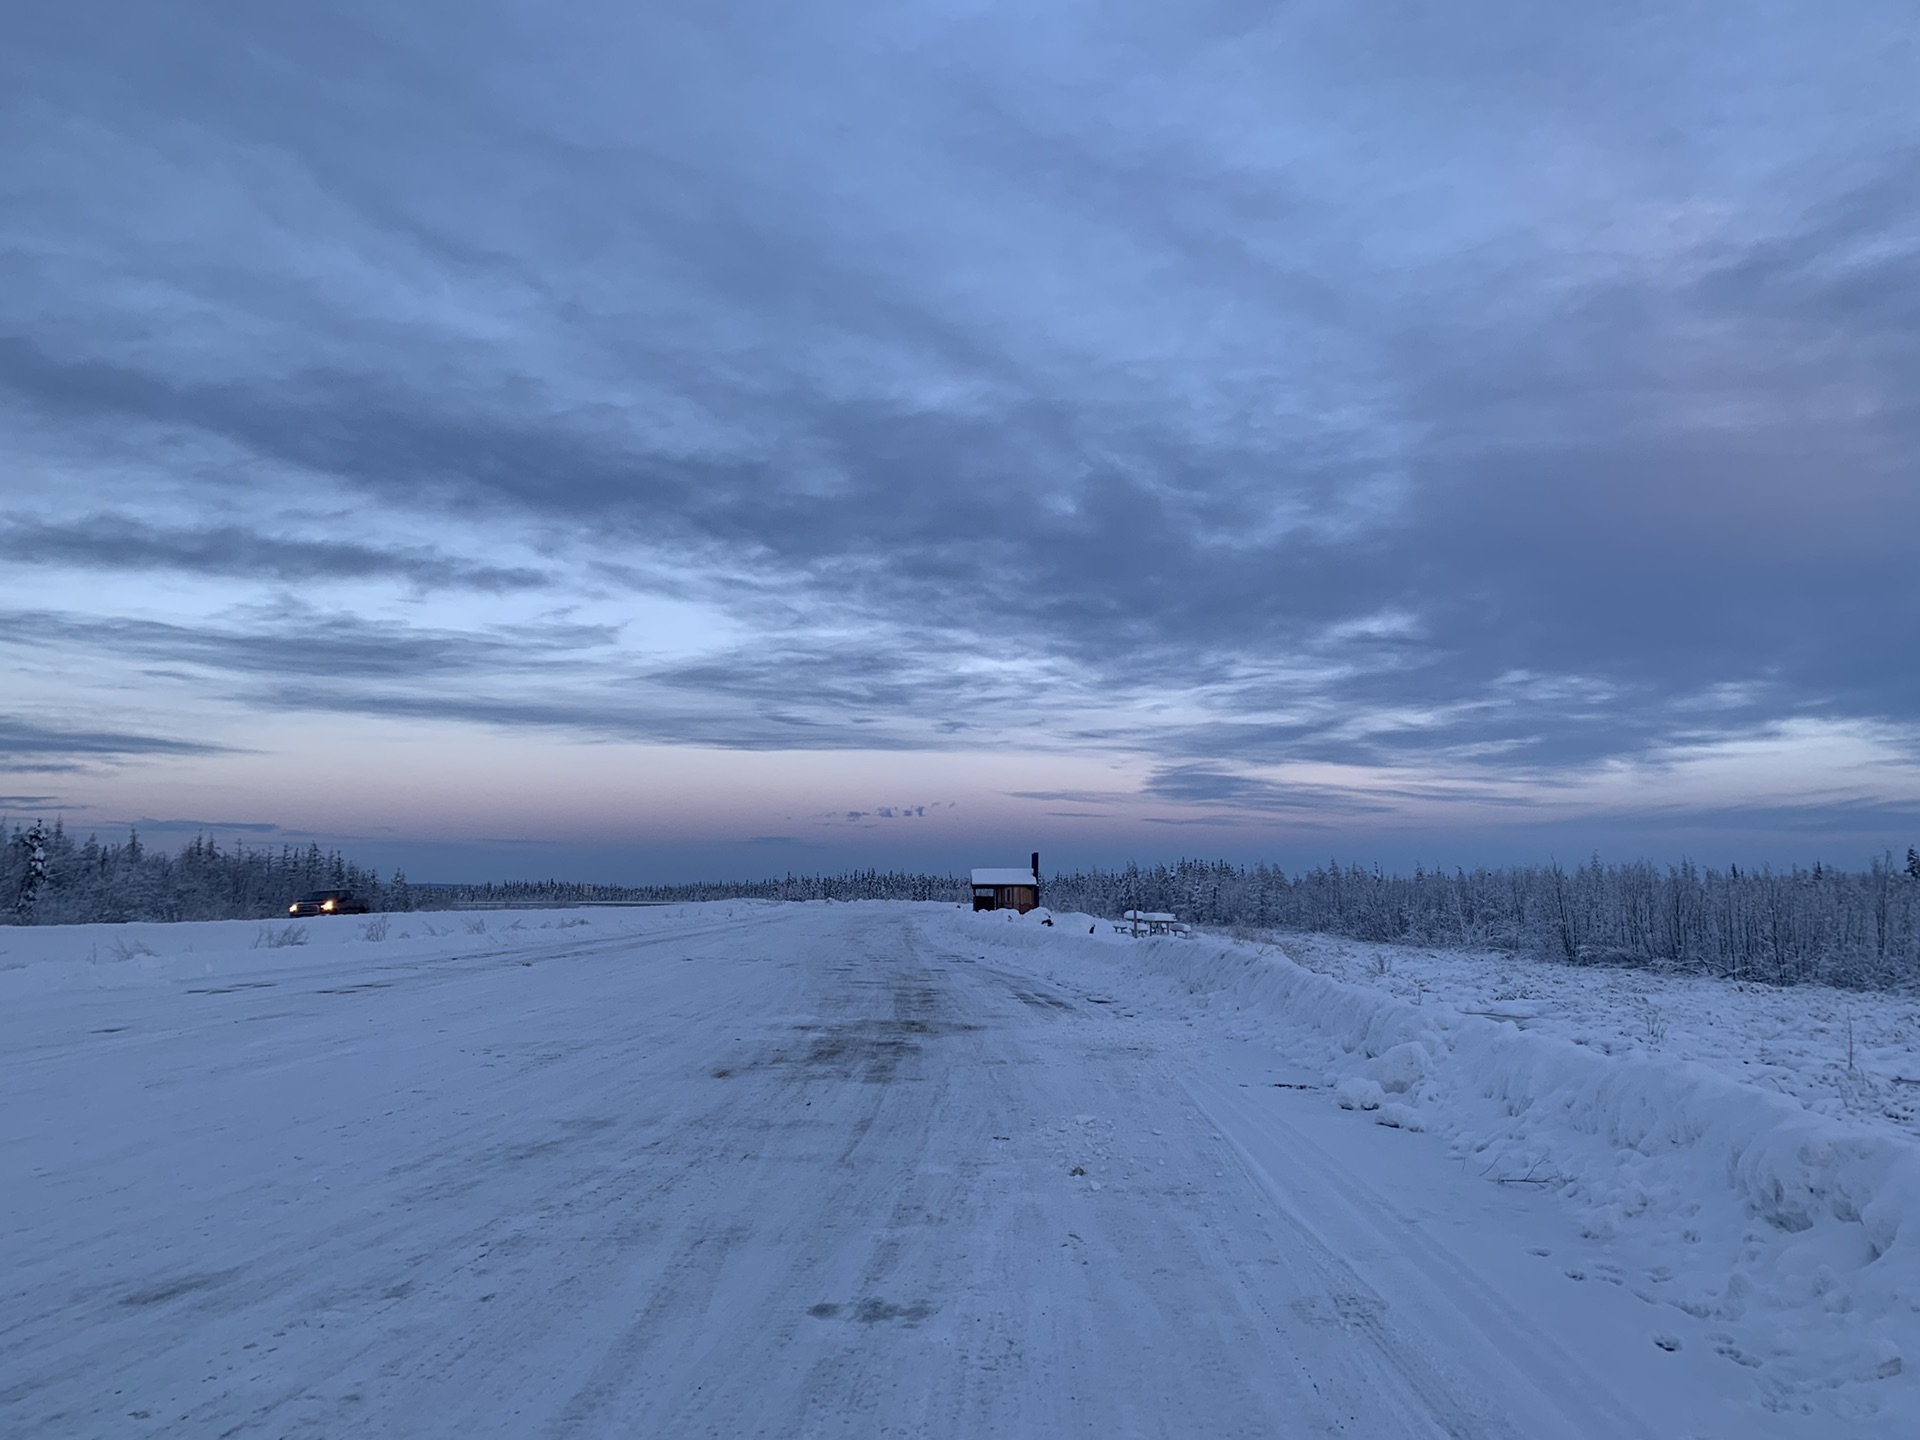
[3,903,1914,1437]
[1264,931,1920,1141]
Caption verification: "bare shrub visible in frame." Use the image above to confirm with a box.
[1636,997,1668,1048]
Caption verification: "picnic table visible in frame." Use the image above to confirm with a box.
[1113,910,1191,937]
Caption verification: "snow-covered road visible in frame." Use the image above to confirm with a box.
[2,903,1900,1437]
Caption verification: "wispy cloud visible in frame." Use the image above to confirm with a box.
[1143,765,1401,816]
[129,817,282,833]
[0,515,549,591]
[0,715,233,765]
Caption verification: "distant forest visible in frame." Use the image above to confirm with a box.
[6,819,1920,989]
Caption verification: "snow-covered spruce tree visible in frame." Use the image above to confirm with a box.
[12,820,49,921]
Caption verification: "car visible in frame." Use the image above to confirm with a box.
[288,889,371,917]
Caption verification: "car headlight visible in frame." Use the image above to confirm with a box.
[322,900,335,911]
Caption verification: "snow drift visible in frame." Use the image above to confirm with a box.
[1084,929,1920,1404]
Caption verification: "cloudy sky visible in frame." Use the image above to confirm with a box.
[4,2,1917,881]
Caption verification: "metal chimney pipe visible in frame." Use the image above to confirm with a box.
[1031,851,1040,881]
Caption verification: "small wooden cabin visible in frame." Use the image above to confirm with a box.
[972,854,1041,913]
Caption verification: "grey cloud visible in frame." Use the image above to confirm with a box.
[0,602,997,750]
[0,515,549,591]
[0,715,232,763]
[255,685,916,752]
[129,817,281,833]
[2,2,1917,822]
[0,607,614,685]
[1143,765,1401,816]
[1140,815,1246,827]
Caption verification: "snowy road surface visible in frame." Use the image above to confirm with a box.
[3,903,1903,1437]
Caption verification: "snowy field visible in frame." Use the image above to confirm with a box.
[1262,932,1920,1141]
[3,903,1916,1438]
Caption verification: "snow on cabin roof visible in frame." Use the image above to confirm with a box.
[971,868,1038,886]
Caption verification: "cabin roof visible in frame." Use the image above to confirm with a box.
[971,868,1038,886]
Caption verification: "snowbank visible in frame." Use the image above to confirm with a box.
[1091,931,1920,1407]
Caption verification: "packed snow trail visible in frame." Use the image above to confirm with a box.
[0,904,1850,1437]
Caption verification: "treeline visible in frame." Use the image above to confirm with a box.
[0,821,960,924]
[0,821,419,925]
[8,820,1920,988]
[1040,855,1920,990]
